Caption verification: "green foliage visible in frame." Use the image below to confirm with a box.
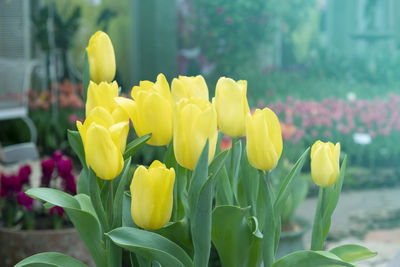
[192,0,273,75]
[106,227,193,267]
[15,252,87,267]
[330,244,377,263]
[273,250,354,267]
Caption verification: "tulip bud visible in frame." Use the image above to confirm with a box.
[171,75,209,103]
[246,108,283,171]
[214,77,250,137]
[130,160,175,230]
[174,98,218,170]
[311,141,340,187]
[129,74,173,146]
[77,107,128,180]
[86,31,116,83]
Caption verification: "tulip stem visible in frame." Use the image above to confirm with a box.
[230,137,239,204]
[311,187,327,251]
[260,170,275,267]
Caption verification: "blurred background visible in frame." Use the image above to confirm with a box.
[1,0,400,266]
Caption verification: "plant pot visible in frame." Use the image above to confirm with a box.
[0,226,94,267]
[276,217,310,259]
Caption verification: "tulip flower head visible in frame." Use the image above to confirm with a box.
[171,75,209,103]
[129,74,174,146]
[130,160,175,230]
[311,141,340,187]
[246,108,283,171]
[174,98,218,170]
[86,31,116,83]
[86,81,134,124]
[77,107,128,180]
[214,77,250,137]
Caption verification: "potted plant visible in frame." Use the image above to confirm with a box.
[0,151,92,267]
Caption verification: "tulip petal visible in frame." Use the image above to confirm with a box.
[143,93,173,146]
[109,122,129,153]
[85,123,123,180]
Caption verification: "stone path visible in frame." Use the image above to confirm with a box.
[297,187,400,266]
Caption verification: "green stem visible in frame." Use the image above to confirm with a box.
[230,137,240,205]
[107,180,120,267]
[311,187,327,251]
[260,170,275,267]
[230,138,236,180]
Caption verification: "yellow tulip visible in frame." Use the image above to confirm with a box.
[174,98,218,170]
[246,108,283,171]
[86,80,134,124]
[129,74,173,146]
[76,107,128,180]
[171,75,209,103]
[311,141,340,187]
[86,31,116,83]
[214,77,250,137]
[130,160,175,230]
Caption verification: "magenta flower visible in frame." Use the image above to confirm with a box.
[57,158,73,179]
[52,150,64,162]
[0,174,21,197]
[41,158,55,187]
[18,165,31,186]
[17,191,33,211]
[49,206,65,217]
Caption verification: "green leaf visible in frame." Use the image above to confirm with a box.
[77,168,90,196]
[26,188,80,210]
[187,141,212,267]
[188,140,209,217]
[74,194,98,221]
[191,177,213,267]
[228,138,242,198]
[155,219,193,257]
[239,149,259,214]
[330,244,377,262]
[323,155,347,224]
[246,216,263,267]
[66,209,106,267]
[123,134,152,160]
[67,130,85,167]
[211,206,253,267]
[273,250,355,267]
[274,147,310,216]
[15,252,87,267]
[215,167,234,206]
[174,165,189,221]
[83,51,89,102]
[112,157,132,228]
[106,227,193,267]
[122,192,135,227]
[209,149,229,180]
[88,168,109,233]
[26,188,107,267]
[164,142,176,169]
[260,171,276,267]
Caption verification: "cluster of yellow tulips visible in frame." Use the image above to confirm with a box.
[82,31,341,230]
[20,30,377,267]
